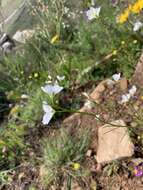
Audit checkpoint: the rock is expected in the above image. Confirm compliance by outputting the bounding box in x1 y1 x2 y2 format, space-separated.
2 41 14 53
86 149 92 157
133 52 143 86
118 77 128 91
90 82 106 103
96 120 134 163
13 29 35 43
0 33 15 54
63 81 107 125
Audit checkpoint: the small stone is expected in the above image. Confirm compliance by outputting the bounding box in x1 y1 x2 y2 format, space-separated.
131 122 138 128
133 104 139 111
94 83 105 93
13 29 35 43
118 78 128 91
90 82 106 103
133 52 143 86
90 92 100 103
97 120 134 163
86 149 92 157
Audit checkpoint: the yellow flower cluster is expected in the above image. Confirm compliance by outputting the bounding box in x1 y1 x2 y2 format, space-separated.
132 0 143 13
118 0 143 24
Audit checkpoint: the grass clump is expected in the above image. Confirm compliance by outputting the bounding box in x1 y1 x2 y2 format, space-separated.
41 128 90 188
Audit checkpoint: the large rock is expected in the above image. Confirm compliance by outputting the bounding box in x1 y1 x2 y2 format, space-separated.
133 52 143 86
96 120 134 163
13 29 35 43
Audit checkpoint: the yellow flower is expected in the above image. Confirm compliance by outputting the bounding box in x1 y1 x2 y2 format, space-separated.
118 8 130 24
51 34 59 44
140 96 143 100
133 40 137 44
112 50 117 55
34 73 39 78
29 75 32 79
131 0 143 13
73 163 80 170
121 41 125 45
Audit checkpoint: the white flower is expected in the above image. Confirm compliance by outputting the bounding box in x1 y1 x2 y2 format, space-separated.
57 75 65 81
41 82 63 95
84 100 94 109
48 75 52 80
95 114 100 120
21 94 29 99
112 73 121 82
91 0 96 6
129 85 137 96
64 7 69 14
133 21 143 32
120 93 131 104
42 101 55 125
86 7 101 21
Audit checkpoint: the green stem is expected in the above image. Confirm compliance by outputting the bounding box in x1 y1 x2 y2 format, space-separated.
55 107 130 128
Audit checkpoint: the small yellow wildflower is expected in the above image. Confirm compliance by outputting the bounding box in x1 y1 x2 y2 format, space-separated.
34 73 39 78
140 96 143 100
112 50 117 55
51 34 59 44
137 136 141 140
73 163 80 170
133 40 137 44
20 71 24 75
29 75 32 79
121 41 125 45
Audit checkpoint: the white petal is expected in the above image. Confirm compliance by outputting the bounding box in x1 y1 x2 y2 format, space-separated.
42 113 53 125
120 93 131 103
41 82 63 95
129 85 137 96
21 94 29 99
86 7 101 21
84 100 93 109
133 21 143 32
42 101 54 113
112 73 121 82
57 75 65 81
42 102 55 125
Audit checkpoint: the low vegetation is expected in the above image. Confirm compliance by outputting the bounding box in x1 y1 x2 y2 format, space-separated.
0 0 143 189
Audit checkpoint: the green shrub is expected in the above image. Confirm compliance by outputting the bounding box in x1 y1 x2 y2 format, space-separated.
41 128 90 187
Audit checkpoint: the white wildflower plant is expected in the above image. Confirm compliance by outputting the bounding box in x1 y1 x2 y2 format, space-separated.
41 80 64 125
112 73 121 82
128 85 137 96
133 21 143 32
21 94 29 99
120 94 131 104
42 101 55 125
86 7 101 21
120 85 137 104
